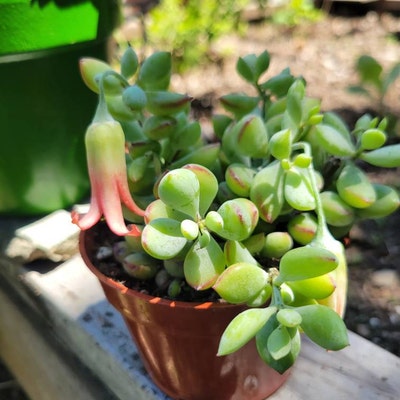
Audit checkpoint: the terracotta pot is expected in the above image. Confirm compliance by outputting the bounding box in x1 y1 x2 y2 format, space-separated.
79 227 291 400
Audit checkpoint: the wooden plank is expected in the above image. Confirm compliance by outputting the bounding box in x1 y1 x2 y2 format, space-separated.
0 287 117 400
271 332 400 399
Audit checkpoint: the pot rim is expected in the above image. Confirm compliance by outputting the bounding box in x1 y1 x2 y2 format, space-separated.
79 228 238 311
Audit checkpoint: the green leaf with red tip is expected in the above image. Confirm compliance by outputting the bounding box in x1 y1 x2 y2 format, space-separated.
213 262 269 304
276 246 338 284
205 198 259 241
250 161 285 223
314 123 355 156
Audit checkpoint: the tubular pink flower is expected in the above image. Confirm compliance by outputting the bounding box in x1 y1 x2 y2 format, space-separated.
72 119 144 236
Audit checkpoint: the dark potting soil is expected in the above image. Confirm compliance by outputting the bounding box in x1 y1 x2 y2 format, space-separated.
86 221 221 303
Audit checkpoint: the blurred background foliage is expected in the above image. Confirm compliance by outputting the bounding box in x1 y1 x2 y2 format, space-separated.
122 0 324 72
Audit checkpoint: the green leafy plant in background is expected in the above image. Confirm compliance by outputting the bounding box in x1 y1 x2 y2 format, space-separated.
134 0 250 72
75 48 400 374
270 0 322 26
349 55 400 132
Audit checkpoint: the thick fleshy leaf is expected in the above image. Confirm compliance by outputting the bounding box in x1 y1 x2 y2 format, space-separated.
141 218 187 260
250 161 285 223
269 129 292 160
359 144 400 168
296 304 349 350
206 199 259 241
180 219 199 241
236 115 269 158
169 143 221 170
184 236 226 290
213 262 269 304
246 284 273 307
282 80 304 134
224 240 261 266
137 51 171 90
146 91 192 116
120 47 139 79
320 191 355 227
284 167 316 211
174 121 201 150
219 93 259 119
256 314 301 374
287 273 336 299
276 246 338 284
357 184 400 219
218 307 277 356
158 169 200 218
182 164 218 216
276 309 302 328
360 128 386 150
314 124 355 156
79 58 113 93
225 163 256 197
144 199 188 223
212 114 233 139
267 325 292 360
336 163 376 208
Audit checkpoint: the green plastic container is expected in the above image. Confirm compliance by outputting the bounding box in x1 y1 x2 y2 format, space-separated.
0 0 120 215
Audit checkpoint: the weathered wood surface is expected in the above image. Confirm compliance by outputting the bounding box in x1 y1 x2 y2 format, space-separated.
0 212 399 400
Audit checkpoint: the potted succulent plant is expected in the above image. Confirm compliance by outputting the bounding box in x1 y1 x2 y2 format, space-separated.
74 47 400 400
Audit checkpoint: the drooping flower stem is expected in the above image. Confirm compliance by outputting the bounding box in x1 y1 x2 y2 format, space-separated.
72 71 145 236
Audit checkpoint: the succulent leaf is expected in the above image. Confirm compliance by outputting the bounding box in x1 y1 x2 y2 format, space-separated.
158 169 200 218
218 307 277 356
277 246 338 284
182 164 218 216
206 198 259 241
250 161 285 223
213 262 269 304
336 163 376 208
256 313 301 374
296 304 349 350
142 218 188 260
267 325 292 360
284 167 316 211
184 236 226 290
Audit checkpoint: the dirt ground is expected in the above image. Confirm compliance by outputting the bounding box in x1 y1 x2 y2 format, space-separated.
120 4 400 357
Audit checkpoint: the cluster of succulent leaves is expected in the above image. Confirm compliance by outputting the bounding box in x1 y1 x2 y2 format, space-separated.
81 48 400 373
